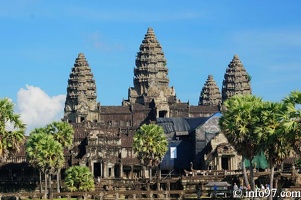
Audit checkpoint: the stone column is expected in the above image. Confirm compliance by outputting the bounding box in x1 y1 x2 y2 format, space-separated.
218 156 222 170
103 162 107 178
111 165 115 178
130 165 134 179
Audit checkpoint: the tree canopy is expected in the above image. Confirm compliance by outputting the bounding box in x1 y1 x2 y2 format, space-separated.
0 98 25 160
26 129 64 174
64 166 95 192
133 124 168 167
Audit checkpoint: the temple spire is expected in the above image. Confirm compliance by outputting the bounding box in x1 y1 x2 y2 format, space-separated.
128 27 176 104
64 53 98 123
222 54 252 102
199 75 221 106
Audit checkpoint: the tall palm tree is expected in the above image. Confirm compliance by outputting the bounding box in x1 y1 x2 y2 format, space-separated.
46 121 74 192
64 166 95 193
256 101 291 200
26 130 64 198
133 124 168 180
282 91 301 155
0 98 25 161
219 95 264 190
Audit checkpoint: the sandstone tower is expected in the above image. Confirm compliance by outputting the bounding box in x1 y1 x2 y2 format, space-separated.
199 75 221 106
222 54 252 102
126 27 177 118
128 28 176 106
64 53 99 123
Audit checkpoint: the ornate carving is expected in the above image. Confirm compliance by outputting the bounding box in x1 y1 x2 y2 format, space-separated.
199 75 221 106
64 53 97 122
222 54 252 102
128 27 176 104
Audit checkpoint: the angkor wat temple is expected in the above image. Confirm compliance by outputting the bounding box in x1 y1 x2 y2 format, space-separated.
0 27 252 190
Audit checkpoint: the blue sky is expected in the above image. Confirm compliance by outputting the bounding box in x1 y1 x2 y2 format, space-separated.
1 1 301 132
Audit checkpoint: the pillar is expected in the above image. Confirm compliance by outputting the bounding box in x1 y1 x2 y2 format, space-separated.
130 165 133 179
120 163 123 178
103 162 107 178
218 156 222 170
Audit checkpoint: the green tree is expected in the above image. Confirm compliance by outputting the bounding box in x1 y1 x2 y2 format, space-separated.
133 124 168 180
0 98 25 160
219 95 264 190
282 91 301 155
46 121 74 192
64 166 95 192
26 129 64 198
256 101 291 199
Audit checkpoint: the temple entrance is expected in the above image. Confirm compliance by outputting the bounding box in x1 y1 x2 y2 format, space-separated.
159 110 167 118
93 162 101 178
222 157 229 170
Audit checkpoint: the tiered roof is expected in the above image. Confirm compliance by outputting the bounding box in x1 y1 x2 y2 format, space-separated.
199 75 221 106
222 54 252 102
64 53 97 122
128 27 176 104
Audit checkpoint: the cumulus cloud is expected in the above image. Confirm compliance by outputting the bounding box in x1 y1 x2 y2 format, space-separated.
16 85 66 134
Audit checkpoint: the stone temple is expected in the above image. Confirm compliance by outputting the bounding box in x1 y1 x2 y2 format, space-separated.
0 27 252 185
62 27 252 178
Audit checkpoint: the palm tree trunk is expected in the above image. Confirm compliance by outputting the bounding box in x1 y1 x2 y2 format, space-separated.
242 157 250 187
149 166 152 182
57 169 60 193
249 159 255 191
269 166 275 200
44 173 48 199
48 174 52 199
39 170 42 193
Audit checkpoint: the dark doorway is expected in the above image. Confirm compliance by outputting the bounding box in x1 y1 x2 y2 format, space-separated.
94 162 101 178
222 157 229 170
114 165 120 178
159 110 167 118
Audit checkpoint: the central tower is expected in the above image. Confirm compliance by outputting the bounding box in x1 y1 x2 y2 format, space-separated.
127 28 176 107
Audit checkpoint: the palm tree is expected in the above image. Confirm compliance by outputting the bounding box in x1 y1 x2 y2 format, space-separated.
64 166 95 193
0 98 25 161
26 130 64 198
26 128 46 192
46 121 74 192
219 95 264 190
256 101 291 200
133 124 168 180
282 91 301 155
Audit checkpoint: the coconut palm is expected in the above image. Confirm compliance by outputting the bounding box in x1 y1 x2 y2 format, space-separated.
219 95 264 190
46 121 74 192
133 124 168 180
26 130 64 198
0 98 25 161
64 166 95 192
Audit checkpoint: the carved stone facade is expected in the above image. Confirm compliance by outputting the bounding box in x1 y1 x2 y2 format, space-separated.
222 54 252 102
64 53 99 123
62 28 227 178
127 28 176 105
199 75 222 106
205 133 241 171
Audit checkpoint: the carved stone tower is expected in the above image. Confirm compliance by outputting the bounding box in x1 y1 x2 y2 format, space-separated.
127 28 176 118
199 75 221 106
222 54 252 102
64 53 99 123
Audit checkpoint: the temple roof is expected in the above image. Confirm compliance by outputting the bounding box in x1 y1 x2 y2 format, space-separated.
128 27 176 104
221 54 252 102
199 75 221 106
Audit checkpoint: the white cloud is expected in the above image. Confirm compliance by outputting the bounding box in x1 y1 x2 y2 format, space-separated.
16 85 65 134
